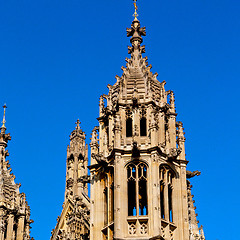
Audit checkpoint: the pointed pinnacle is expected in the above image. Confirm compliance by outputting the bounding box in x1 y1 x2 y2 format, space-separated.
133 0 139 19
1 104 7 128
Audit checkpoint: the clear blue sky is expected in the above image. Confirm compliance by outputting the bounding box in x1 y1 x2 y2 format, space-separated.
0 0 239 239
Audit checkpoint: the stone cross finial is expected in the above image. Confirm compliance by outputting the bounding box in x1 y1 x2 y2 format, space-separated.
75 119 81 130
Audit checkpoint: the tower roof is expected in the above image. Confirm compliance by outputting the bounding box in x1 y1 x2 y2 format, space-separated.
103 2 167 109
69 119 85 141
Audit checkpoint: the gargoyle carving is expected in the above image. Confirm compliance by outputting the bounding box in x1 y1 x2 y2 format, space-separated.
186 170 201 179
168 148 181 159
91 153 108 169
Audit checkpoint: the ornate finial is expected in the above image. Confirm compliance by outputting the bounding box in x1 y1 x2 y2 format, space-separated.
1 104 7 128
133 0 138 19
127 0 146 51
75 119 81 130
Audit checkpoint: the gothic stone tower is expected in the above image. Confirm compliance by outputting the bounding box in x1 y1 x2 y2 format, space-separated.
89 14 205 240
51 120 90 240
0 105 33 240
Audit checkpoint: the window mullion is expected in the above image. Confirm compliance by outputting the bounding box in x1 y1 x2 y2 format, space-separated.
136 167 140 217
164 171 169 221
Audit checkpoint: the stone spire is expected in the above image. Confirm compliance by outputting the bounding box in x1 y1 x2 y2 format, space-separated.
51 120 90 240
66 119 88 200
0 104 11 150
1 104 7 129
0 105 33 240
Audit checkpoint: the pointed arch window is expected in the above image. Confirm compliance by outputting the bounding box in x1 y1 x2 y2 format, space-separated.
160 165 174 222
127 162 148 216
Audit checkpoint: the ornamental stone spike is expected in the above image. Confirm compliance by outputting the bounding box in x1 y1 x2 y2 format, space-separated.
1 104 7 134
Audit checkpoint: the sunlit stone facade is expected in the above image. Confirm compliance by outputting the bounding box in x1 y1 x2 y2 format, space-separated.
88 16 205 240
51 12 205 240
51 120 90 240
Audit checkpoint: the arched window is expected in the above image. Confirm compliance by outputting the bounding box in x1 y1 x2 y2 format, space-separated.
140 117 147 136
160 165 174 222
126 118 133 137
127 162 148 216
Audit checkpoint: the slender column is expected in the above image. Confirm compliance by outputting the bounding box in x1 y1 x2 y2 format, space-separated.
163 172 170 240
90 170 95 240
73 154 78 196
109 115 113 149
114 153 122 239
0 209 5 240
99 121 103 152
151 153 160 236
158 112 165 144
164 172 169 221
90 128 99 240
150 110 158 147
114 115 121 148
180 164 189 240
16 216 25 240
95 175 105 240
168 91 176 148
168 114 177 148
6 214 14 240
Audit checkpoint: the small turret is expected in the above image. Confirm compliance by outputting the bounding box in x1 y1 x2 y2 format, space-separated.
66 120 88 199
51 120 90 240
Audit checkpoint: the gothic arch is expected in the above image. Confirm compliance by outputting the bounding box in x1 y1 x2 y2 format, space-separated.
125 159 149 168
159 163 178 179
78 153 84 161
126 161 148 217
68 154 74 162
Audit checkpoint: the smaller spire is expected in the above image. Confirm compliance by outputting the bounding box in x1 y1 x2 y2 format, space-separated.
1 104 7 128
69 119 85 141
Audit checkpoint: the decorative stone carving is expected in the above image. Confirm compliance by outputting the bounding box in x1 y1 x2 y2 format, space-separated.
186 170 201 179
0 109 33 239
51 121 90 240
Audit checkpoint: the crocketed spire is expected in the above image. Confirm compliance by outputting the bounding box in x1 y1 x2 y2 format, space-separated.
0 105 33 240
